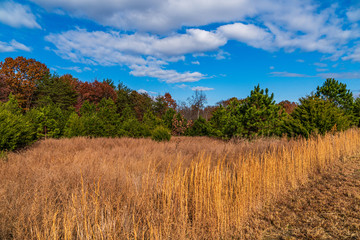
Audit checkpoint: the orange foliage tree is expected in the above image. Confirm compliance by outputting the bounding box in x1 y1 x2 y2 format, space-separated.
77 80 117 106
0 56 49 110
164 92 177 109
279 100 298 114
0 74 11 102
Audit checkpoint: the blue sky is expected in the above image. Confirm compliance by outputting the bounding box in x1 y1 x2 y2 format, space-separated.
1 0 360 105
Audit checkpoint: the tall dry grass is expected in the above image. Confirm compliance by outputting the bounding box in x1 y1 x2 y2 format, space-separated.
1 129 360 239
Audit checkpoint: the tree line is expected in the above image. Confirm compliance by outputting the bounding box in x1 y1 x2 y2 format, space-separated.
1 56 360 151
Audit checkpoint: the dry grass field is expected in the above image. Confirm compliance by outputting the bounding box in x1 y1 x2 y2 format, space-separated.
1 129 360 239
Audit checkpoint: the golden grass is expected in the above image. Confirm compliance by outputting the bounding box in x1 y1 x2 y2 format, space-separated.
1 129 360 239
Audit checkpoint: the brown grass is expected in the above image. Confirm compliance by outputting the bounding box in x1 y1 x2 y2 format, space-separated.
0 129 360 239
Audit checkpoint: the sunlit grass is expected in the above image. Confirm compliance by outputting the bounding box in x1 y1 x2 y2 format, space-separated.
1 129 359 239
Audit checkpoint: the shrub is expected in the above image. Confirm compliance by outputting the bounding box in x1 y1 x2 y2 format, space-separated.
122 119 151 138
64 112 85 138
0 106 35 151
285 95 352 138
186 117 212 136
151 126 171 142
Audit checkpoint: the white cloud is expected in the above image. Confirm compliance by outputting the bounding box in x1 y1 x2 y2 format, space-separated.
33 0 360 58
176 84 189 89
314 62 327 67
214 49 230 60
347 8 360 22
130 64 205 83
0 39 31 52
342 46 360 62
31 0 254 32
191 61 200 65
316 68 329 72
270 70 360 80
137 89 148 94
270 71 311 78
296 59 305 63
56 66 92 73
218 22 273 50
45 28 226 62
191 86 214 91
0 1 40 28
45 28 220 83
40 1 360 84
318 72 360 79
269 66 274 70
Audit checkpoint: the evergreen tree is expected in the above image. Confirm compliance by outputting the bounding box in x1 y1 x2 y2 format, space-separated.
0 96 35 150
224 85 285 138
315 78 354 111
35 74 78 110
288 95 352 137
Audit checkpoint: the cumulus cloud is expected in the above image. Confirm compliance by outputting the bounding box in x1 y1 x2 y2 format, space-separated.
40 0 360 84
0 1 40 28
191 86 214 91
0 39 31 52
33 0 359 57
218 22 273 50
45 28 226 62
31 0 254 32
45 28 215 83
130 64 205 83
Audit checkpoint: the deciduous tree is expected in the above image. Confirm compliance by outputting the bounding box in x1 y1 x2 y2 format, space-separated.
0 56 50 110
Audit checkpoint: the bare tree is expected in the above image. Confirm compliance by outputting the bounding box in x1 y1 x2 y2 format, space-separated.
188 90 207 120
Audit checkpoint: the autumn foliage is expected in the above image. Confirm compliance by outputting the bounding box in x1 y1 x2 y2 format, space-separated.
1 56 360 151
0 56 49 110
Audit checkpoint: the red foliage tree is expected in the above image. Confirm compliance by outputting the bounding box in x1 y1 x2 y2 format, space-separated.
0 56 49 109
164 92 177 109
0 74 11 102
278 100 298 114
77 80 117 107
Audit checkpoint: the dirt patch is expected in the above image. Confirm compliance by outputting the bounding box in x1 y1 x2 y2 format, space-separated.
242 156 360 240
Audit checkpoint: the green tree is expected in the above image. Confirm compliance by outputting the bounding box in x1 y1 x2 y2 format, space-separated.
315 78 354 112
286 95 352 137
209 105 229 136
224 85 285 138
162 108 176 130
97 98 120 137
35 74 78 110
26 104 69 139
64 112 85 137
186 117 212 136
0 96 35 150
143 110 163 130
352 97 360 127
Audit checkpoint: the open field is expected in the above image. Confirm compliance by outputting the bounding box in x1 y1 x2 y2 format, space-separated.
1 129 360 239
243 155 360 239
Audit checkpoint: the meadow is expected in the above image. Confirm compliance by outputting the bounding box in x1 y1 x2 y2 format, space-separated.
1 129 360 239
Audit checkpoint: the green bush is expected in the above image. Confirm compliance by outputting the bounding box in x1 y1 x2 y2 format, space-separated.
284 95 352 138
122 119 151 138
186 117 212 136
64 112 85 137
0 106 35 151
151 126 171 142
